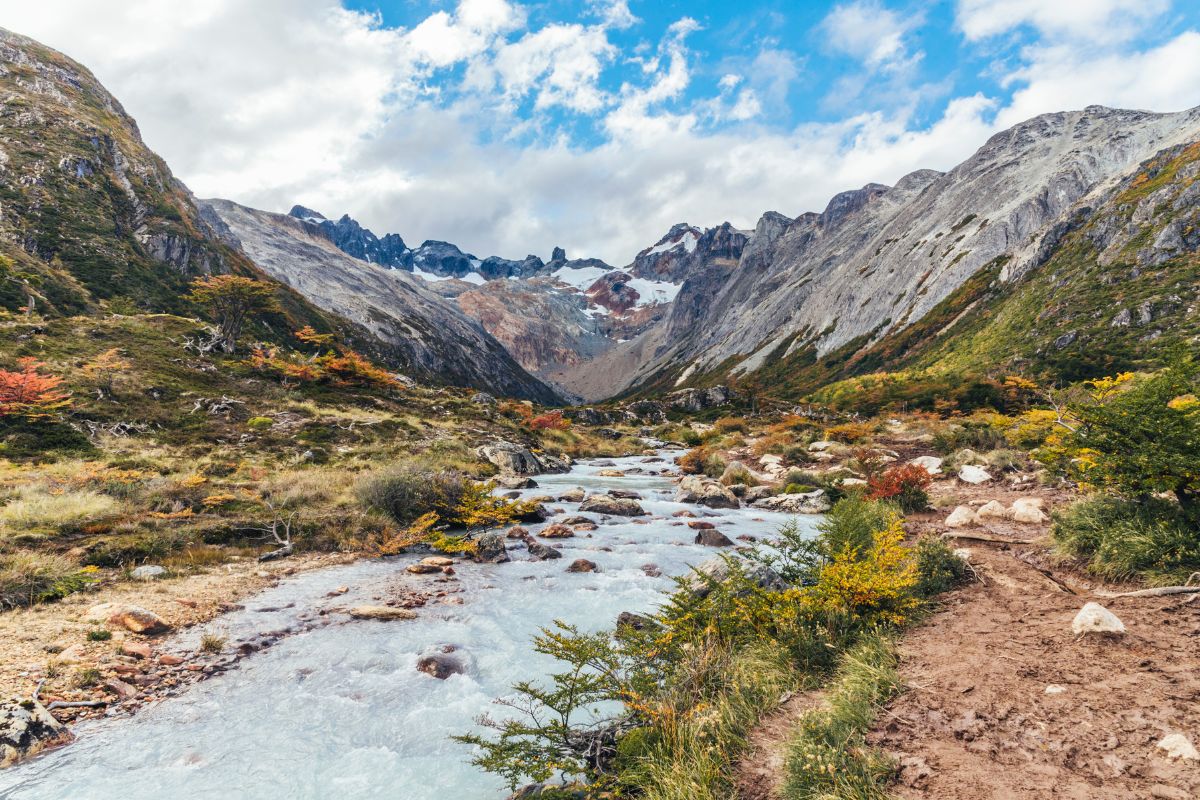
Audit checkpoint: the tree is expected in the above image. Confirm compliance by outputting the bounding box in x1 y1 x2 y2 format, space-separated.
81 348 131 398
0 358 71 419
187 275 277 353
1072 360 1200 518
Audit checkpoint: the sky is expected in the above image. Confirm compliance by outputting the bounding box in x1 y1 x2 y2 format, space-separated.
5 0 1200 264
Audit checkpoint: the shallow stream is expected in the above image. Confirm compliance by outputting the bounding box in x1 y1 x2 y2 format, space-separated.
0 452 814 800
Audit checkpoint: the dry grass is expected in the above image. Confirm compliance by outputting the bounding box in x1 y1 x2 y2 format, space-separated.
0 487 119 531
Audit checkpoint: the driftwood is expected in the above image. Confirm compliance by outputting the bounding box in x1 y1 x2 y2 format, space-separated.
46 700 107 711
1095 572 1200 599
1012 550 1078 595
940 531 1029 545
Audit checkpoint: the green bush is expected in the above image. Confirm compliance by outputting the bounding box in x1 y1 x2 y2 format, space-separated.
932 421 1007 455
357 467 468 527
912 536 969 597
246 416 274 431
1052 494 1200 584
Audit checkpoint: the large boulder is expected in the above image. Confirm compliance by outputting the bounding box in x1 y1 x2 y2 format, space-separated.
752 490 830 514
416 651 467 680
665 385 734 412
85 603 171 636
675 475 740 509
473 532 511 563
1011 497 1047 524
958 464 993 484
477 442 543 475
695 529 735 547
493 475 537 490
909 456 943 475
1072 602 1125 635
579 495 647 516
945 505 977 528
0 700 71 767
525 539 563 560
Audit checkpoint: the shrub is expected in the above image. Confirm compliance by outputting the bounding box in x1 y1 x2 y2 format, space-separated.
677 446 726 478
0 552 79 609
87 628 113 642
912 536 968 597
246 416 274 431
867 464 932 512
1052 494 1200 584
0 358 71 420
719 462 758 487
358 468 468 527
825 421 875 444
932 420 1007 454
0 487 118 531
528 411 570 431
200 633 227 653
713 416 749 434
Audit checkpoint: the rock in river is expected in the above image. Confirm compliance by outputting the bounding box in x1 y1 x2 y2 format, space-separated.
579 494 647 516
474 532 511 563
349 606 418 621
695 529 735 547
0 700 71 767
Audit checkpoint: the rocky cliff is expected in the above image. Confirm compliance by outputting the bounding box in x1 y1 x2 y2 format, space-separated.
201 199 562 402
576 106 1200 400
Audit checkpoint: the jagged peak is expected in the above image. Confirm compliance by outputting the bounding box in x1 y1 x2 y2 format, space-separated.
288 205 327 223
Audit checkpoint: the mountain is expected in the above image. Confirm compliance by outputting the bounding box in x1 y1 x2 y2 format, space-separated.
0 28 558 402
569 105 1200 401
200 199 562 403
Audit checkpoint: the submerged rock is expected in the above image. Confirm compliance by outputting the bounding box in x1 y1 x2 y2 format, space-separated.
525 539 562 560
348 606 417 621
416 652 467 680
566 558 598 573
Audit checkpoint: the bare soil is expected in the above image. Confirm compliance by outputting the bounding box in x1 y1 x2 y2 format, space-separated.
735 690 821 800
872 480 1200 800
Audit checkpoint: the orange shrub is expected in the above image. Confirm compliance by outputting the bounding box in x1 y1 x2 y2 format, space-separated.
825 421 875 443
867 464 932 512
0 358 71 419
528 411 570 430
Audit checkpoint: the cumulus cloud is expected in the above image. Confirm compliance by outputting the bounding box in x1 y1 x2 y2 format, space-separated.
5 0 1199 265
957 0 1170 44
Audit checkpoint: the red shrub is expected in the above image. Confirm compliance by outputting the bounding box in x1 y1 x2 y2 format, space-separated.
528 411 570 431
867 464 932 512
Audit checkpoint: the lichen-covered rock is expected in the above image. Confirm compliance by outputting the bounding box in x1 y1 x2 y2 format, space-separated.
752 490 830 514
85 603 171 636
0 700 71 767
473 532 511 563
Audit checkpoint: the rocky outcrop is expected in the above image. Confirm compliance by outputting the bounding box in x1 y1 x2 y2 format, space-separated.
578 495 647 516
752 491 831 514
675 475 739 509
686 556 788 598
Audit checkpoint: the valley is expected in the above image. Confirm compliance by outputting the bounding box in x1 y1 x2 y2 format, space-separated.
1 19 1199 800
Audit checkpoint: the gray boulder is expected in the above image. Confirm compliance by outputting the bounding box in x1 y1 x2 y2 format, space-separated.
579 495 647 517
525 539 563 560
473 532 511 564
477 442 543 475
686 556 788 598
752 490 831 514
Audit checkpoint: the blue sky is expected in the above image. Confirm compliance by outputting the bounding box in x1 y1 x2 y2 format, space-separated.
9 0 1200 262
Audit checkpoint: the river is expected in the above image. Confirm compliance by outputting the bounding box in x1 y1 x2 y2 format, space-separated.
0 451 814 800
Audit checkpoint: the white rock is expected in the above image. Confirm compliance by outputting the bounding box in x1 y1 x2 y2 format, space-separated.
840 477 868 487
976 499 1009 519
909 455 943 475
1071 602 1126 635
1044 684 1067 695
945 506 977 528
1157 733 1200 761
1011 498 1047 524
958 464 993 484
952 548 972 561
808 440 835 452
758 454 783 466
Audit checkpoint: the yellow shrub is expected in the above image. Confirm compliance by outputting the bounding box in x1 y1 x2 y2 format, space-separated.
824 421 875 444
802 517 918 627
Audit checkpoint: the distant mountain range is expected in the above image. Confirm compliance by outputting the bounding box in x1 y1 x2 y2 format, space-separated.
4 25 1199 405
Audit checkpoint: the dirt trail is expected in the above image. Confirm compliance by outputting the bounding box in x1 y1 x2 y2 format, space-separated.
871 488 1200 800
734 691 820 800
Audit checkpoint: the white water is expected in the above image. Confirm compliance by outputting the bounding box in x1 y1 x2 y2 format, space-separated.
0 453 814 800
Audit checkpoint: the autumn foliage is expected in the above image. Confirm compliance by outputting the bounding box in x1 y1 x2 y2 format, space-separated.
247 346 399 389
867 463 932 512
0 358 71 419
527 410 570 430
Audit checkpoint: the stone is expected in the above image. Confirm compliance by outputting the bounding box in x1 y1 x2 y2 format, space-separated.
752 490 830 514
517 504 551 523
560 515 593 525
539 524 574 539
572 523 598 532
672 509 695 518
349 606 418 621
686 557 787 597
695 529 735 547
608 489 642 500
86 603 171 636
579 495 646 516
416 652 466 680
976 500 1009 519
1011 497 1047 524
557 488 585 503
104 678 138 700
55 644 85 664
687 520 716 530
119 641 152 660
474 532 511 564
616 611 651 630
525 539 562 561
566 559 598 573
406 563 442 575
476 441 544 475
958 464 993 484
494 475 536 490
839 477 867 487
159 654 185 666
421 556 454 567
505 526 529 540
758 454 783 466
0 700 71 767
808 440 835 452
130 565 166 581
909 455 943 475
744 485 775 503
945 506 977 528
1071 602 1126 635
1044 684 1067 695
471 391 497 406
1156 733 1199 761
597 469 625 477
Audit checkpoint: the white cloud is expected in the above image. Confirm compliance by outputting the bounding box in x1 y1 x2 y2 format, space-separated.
821 0 915 70
957 0 1170 44
5 0 1199 268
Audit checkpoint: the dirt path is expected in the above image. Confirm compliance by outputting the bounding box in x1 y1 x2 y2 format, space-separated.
734 691 820 800
871 496 1200 799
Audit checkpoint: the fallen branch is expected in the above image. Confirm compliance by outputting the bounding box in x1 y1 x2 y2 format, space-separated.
940 531 1028 545
1095 572 1200 599
46 700 107 711
1012 550 1078 595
